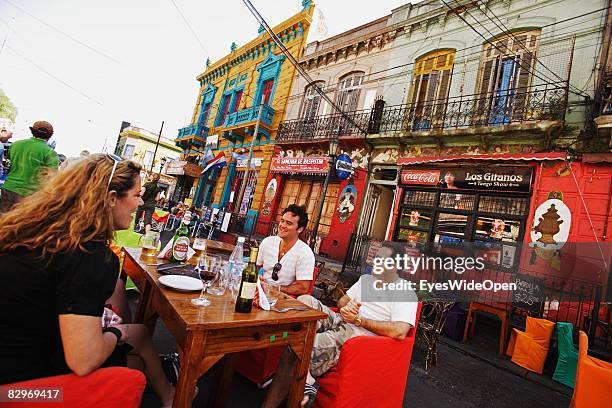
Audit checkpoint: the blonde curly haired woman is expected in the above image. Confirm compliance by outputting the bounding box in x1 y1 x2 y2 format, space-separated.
0 154 175 407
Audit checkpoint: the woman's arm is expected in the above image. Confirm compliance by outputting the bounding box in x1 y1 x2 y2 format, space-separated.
59 314 124 376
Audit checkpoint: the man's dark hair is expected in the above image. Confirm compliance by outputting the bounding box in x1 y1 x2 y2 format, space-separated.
282 204 308 231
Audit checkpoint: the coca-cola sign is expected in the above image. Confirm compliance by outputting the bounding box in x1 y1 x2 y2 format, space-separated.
401 170 440 185
400 167 533 192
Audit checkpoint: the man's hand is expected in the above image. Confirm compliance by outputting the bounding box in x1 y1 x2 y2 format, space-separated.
340 306 359 324
344 299 361 315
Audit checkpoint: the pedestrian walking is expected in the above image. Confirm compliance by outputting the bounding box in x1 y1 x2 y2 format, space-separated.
0 121 59 213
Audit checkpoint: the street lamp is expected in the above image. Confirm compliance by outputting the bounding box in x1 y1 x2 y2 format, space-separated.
310 137 340 250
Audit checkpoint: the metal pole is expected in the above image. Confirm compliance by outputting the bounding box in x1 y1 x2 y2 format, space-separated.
310 136 337 250
236 104 263 214
150 121 164 172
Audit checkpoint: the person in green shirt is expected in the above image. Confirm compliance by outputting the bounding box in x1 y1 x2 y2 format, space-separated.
0 120 59 213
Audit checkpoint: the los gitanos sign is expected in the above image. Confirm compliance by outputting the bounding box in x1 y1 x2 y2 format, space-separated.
401 167 533 192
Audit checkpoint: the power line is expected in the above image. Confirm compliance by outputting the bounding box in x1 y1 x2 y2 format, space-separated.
242 0 369 136
1 0 120 64
473 0 591 97
441 0 583 98
189 3 607 135
6 44 103 106
169 0 209 55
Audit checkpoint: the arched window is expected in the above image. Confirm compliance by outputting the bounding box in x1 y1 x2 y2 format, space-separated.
477 29 540 124
408 50 455 130
336 72 364 112
301 81 325 119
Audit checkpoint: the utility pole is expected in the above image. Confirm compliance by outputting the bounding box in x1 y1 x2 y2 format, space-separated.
235 104 263 214
150 121 164 172
310 135 339 250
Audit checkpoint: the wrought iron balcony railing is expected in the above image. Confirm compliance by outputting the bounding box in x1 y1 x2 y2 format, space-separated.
276 83 568 143
224 105 275 128
376 82 568 134
276 109 371 143
176 123 209 140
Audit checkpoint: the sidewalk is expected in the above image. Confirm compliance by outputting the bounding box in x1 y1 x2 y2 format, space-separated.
135 291 572 407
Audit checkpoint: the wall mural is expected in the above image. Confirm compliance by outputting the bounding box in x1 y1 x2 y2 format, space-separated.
261 178 278 217
371 144 541 164
337 183 357 223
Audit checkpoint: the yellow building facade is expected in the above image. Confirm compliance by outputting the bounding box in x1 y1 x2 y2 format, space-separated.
174 2 314 233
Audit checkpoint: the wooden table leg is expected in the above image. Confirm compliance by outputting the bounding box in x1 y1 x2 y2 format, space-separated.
134 279 159 334
286 322 317 408
210 353 239 408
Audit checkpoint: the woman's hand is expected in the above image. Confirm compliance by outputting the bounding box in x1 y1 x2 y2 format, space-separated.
103 307 122 327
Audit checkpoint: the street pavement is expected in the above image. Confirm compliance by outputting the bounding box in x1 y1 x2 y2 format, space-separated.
131 293 572 408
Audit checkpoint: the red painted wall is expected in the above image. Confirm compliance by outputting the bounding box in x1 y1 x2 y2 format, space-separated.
255 173 285 236
319 168 368 260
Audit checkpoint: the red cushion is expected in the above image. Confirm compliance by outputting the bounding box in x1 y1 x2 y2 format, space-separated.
2 367 146 408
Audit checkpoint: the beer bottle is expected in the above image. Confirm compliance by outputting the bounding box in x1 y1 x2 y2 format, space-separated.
170 211 191 263
235 247 259 313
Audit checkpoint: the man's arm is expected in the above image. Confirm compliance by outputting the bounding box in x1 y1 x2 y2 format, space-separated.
337 294 351 309
282 280 311 296
360 318 412 340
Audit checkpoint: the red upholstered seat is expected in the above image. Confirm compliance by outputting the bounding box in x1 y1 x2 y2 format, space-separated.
237 267 319 384
1 367 146 408
314 303 422 408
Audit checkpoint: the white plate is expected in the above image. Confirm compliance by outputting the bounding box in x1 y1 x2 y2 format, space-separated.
158 275 203 292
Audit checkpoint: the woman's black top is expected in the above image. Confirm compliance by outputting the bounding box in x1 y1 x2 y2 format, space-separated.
0 242 118 384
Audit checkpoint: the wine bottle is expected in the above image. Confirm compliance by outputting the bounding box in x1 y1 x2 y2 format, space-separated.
235 247 259 313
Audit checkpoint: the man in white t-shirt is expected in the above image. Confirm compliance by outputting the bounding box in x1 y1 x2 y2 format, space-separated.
257 204 315 296
262 244 418 408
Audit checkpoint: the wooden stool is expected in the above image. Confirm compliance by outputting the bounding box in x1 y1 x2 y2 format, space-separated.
463 302 509 355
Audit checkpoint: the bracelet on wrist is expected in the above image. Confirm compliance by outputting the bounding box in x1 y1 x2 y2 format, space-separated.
103 326 122 345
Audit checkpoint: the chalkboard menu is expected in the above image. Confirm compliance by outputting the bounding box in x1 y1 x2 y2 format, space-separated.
512 274 545 314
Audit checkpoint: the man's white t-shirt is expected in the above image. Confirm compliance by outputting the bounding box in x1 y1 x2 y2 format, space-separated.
257 236 315 286
346 275 418 337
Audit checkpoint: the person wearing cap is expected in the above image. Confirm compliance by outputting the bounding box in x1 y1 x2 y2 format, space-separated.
0 121 59 213
0 129 13 180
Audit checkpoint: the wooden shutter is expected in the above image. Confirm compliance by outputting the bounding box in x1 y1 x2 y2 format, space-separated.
511 52 533 121
477 59 496 119
434 70 451 120
232 91 243 113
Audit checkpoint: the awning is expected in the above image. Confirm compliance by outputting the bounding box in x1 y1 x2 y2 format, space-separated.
582 153 612 163
397 152 567 166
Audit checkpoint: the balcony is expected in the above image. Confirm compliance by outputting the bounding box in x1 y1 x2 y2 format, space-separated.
225 105 275 128
374 82 568 135
175 124 209 148
276 109 370 144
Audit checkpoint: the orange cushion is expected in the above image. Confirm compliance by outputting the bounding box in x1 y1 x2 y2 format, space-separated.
525 317 555 349
511 330 549 374
573 355 612 407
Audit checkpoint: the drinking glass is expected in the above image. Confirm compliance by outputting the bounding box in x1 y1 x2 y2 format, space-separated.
139 231 160 258
264 281 282 307
191 255 219 307
207 259 227 296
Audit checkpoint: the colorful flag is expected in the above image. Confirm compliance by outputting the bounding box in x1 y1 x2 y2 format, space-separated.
202 153 227 174
231 151 248 161
199 146 215 166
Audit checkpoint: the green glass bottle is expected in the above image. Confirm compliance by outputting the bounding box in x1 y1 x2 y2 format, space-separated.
169 211 191 263
235 247 259 313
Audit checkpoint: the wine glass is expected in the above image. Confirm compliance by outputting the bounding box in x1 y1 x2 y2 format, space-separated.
207 258 226 296
191 256 217 307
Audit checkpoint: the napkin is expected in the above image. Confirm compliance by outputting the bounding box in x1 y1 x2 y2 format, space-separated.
157 239 196 260
256 279 270 311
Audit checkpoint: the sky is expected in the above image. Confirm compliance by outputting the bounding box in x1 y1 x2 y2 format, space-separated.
0 0 409 157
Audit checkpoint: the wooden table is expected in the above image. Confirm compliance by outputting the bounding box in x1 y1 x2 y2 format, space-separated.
123 248 326 408
201 239 234 254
